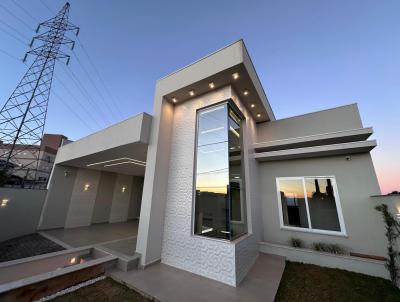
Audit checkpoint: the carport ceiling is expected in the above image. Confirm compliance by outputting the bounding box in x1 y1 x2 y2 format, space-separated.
60 142 147 176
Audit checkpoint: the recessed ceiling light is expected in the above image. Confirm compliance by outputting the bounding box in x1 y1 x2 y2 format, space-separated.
250 104 255 108
243 90 249 96
257 113 261 118
232 72 239 80
189 90 195 96
172 97 177 103
209 82 215 89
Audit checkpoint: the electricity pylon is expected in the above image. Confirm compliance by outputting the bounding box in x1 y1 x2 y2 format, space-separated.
0 2 78 186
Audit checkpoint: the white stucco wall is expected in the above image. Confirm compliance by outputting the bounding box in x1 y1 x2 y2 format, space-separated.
161 86 260 286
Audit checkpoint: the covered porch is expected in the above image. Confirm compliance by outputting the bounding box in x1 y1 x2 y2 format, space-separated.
38 113 152 258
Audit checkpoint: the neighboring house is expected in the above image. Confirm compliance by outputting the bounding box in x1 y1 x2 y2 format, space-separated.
38 40 387 286
0 134 67 187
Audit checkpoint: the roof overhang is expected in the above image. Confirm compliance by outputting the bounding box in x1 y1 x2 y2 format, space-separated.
254 140 377 162
55 113 152 176
156 40 275 122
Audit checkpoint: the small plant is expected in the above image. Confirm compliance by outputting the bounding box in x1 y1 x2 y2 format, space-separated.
375 203 400 286
290 237 303 248
313 242 345 255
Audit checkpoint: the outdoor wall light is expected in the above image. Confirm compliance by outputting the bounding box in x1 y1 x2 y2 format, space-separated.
208 82 215 89
250 104 255 108
0 199 9 207
64 170 70 177
189 90 195 96
171 97 177 103
232 72 239 80
243 90 249 96
84 184 90 191
122 186 127 193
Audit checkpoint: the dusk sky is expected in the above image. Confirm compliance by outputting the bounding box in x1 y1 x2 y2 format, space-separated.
0 0 398 193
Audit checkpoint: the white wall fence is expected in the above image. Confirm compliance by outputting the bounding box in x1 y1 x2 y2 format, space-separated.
0 188 47 242
259 242 389 280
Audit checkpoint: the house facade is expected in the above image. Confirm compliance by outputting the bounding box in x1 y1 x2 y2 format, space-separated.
38 40 386 286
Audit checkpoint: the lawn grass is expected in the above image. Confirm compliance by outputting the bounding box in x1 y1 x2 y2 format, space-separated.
275 261 400 302
52 277 154 302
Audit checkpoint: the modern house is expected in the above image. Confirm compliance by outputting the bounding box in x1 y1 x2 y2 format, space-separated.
37 40 388 287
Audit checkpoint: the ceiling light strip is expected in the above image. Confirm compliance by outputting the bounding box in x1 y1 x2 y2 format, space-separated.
104 161 146 168
87 157 146 167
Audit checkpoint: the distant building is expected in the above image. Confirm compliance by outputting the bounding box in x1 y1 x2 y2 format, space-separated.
0 134 67 187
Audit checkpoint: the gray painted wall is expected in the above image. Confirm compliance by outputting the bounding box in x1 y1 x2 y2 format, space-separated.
109 174 133 223
40 165 144 229
65 169 101 228
257 104 363 142
91 172 116 224
0 188 47 242
258 153 386 257
128 176 144 220
38 165 78 230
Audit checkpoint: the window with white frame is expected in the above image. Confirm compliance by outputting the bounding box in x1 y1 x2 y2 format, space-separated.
276 177 346 235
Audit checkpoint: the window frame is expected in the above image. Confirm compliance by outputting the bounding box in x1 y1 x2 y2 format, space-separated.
276 176 347 237
191 99 247 241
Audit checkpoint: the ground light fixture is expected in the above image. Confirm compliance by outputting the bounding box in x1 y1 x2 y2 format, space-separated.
1 199 9 207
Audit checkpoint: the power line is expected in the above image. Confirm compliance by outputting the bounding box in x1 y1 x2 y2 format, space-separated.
0 2 33 32
10 0 40 24
52 90 95 132
62 64 112 126
0 19 30 40
39 0 55 14
54 75 104 129
0 25 27 46
76 36 125 118
71 50 122 121
0 47 21 61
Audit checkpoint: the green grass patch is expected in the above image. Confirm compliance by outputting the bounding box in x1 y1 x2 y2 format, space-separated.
276 261 400 302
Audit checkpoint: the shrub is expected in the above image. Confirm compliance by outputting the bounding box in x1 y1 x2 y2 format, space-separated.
313 242 345 255
290 238 303 248
375 203 400 286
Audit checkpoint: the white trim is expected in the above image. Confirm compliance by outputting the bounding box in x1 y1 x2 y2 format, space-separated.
276 176 347 237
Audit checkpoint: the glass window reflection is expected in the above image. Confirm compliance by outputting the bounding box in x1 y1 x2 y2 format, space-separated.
194 102 247 240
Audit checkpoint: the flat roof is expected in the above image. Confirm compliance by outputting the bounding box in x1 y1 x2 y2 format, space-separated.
156 40 275 122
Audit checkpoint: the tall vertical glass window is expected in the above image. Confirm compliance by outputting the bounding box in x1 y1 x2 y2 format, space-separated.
194 101 247 240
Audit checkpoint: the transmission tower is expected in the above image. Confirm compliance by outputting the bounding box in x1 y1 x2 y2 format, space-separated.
0 2 78 187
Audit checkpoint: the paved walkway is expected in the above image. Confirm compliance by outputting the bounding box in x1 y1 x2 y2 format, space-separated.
41 220 138 248
109 253 286 302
